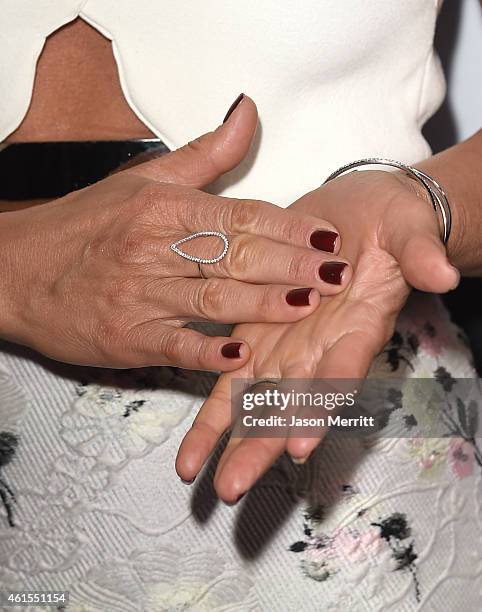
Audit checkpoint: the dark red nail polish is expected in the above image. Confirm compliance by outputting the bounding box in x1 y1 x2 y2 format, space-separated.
181 477 196 485
223 93 245 123
310 230 338 253
221 342 242 359
286 287 312 307
319 262 347 285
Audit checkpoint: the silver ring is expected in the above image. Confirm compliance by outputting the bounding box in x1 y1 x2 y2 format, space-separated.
170 231 229 264
247 378 281 392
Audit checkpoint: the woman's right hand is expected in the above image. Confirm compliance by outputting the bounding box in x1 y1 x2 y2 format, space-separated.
0 96 350 370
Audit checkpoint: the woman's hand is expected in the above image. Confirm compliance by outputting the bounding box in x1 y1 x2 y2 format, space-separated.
0 97 351 369
176 168 459 501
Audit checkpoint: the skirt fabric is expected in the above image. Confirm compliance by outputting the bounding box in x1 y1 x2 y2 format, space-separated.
0 293 481 612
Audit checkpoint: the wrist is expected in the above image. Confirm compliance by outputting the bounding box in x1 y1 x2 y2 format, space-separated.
398 168 457 248
411 162 465 271
414 131 482 275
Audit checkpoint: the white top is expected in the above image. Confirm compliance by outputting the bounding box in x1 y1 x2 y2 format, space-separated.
1 0 444 205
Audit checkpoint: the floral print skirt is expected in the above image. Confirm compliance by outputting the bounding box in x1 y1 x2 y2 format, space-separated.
0 293 481 612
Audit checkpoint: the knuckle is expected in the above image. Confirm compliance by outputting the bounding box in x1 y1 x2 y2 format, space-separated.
94 316 126 362
113 228 151 264
102 275 138 306
226 235 252 276
186 137 215 170
286 252 313 281
105 219 158 267
158 329 181 360
272 212 305 244
284 217 306 244
174 137 218 183
186 136 205 150
196 278 226 318
229 199 261 231
184 138 208 160
257 286 278 318
195 337 216 366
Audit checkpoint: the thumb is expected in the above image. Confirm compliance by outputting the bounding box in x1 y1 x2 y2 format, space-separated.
126 94 257 188
385 208 459 293
395 232 459 293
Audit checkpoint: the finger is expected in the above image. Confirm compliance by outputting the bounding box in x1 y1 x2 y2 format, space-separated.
211 371 304 502
134 182 342 256
204 235 351 293
383 200 459 293
156 229 351 296
176 374 234 482
154 278 321 323
213 435 286 504
125 94 258 188
286 331 378 461
128 324 251 371
152 233 348 291
189 196 342 253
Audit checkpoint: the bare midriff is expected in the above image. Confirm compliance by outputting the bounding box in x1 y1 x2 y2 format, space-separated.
2 17 155 211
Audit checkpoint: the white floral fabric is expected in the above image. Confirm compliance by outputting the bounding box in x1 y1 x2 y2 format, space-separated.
0 293 481 612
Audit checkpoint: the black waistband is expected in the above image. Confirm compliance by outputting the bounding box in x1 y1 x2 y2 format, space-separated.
0 139 169 200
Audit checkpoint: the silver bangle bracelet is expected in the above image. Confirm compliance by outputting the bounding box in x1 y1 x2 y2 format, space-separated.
323 158 452 244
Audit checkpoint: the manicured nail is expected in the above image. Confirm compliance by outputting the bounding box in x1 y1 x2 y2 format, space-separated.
223 93 245 123
319 262 347 285
221 342 242 359
286 287 313 307
181 477 196 485
310 230 338 253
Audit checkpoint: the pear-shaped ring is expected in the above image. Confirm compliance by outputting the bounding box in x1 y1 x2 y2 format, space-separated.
170 231 229 265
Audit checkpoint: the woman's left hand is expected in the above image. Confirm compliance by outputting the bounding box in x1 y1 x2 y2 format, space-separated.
176 167 460 502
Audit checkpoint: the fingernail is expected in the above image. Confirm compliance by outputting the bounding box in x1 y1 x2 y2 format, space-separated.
221 342 242 359
310 230 338 253
286 287 313 307
291 455 309 465
180 477 196 485
223 93 245 123
224 493 246 506
319 262 347 285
